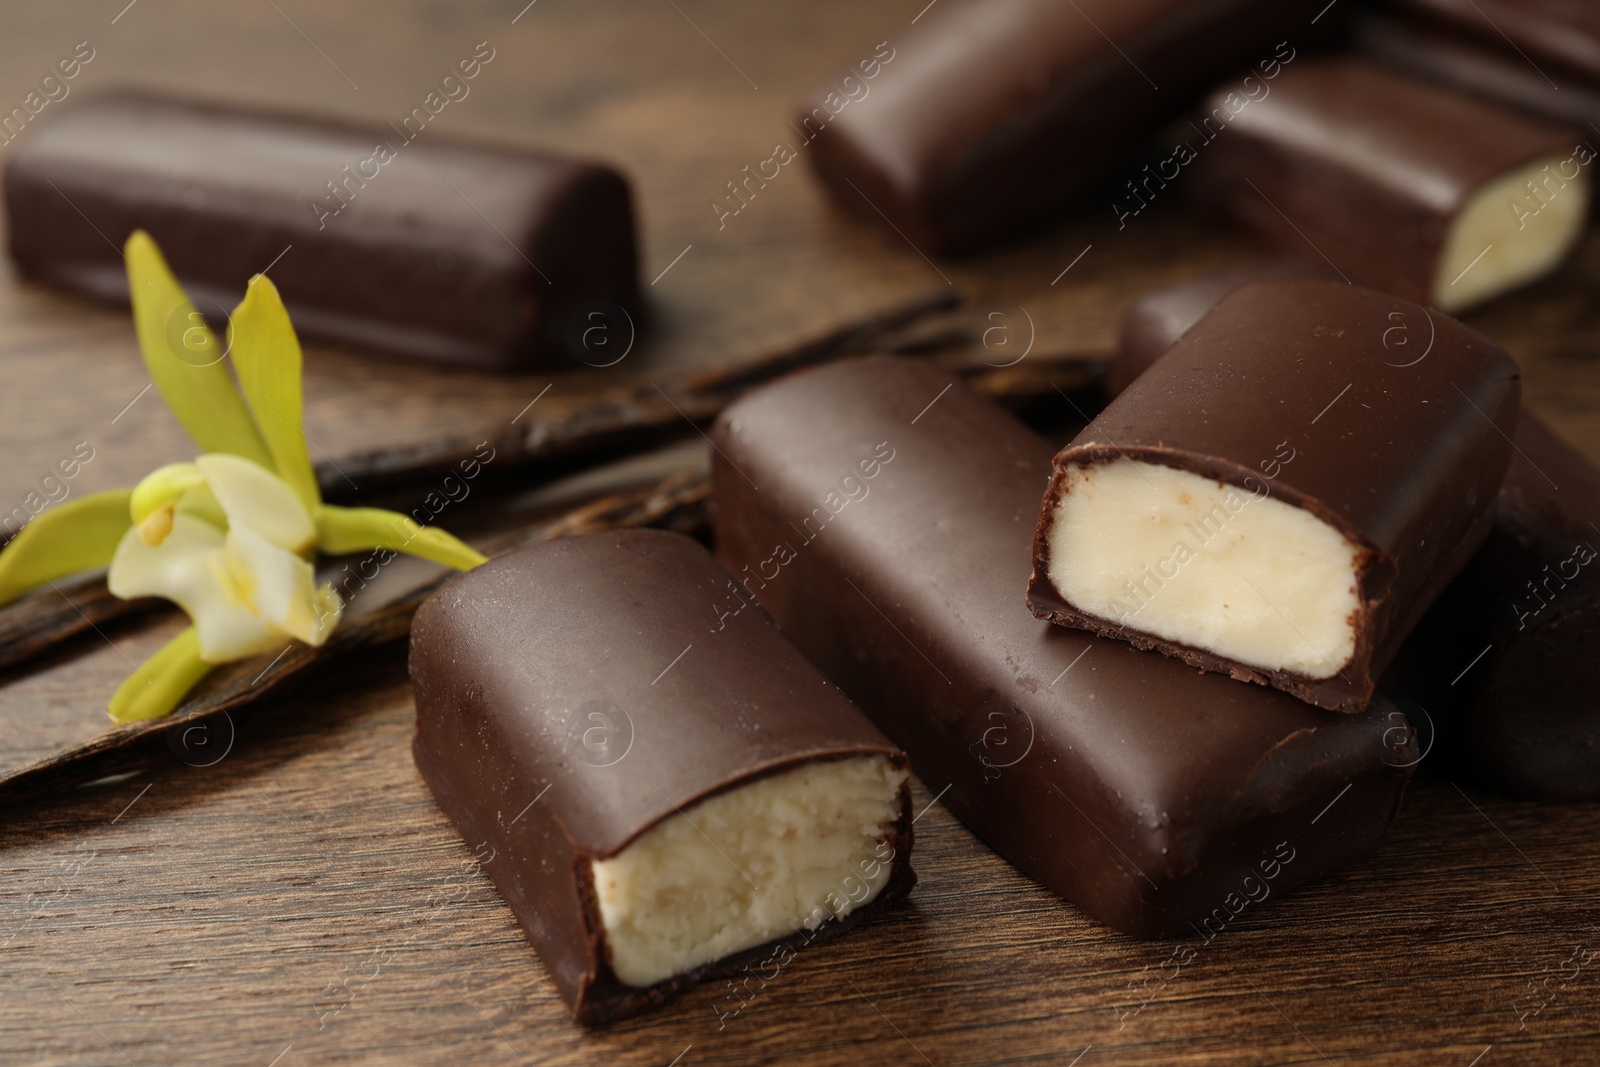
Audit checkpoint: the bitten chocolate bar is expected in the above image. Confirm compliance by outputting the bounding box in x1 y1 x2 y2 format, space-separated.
1032 280 1519 713
1189 58 1590 313
410 531 914 1024
796 0 1330 254
1114 265 1600 800
712 355 1414 938
4 91 640 371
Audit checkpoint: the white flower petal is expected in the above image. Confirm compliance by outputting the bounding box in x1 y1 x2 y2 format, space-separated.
109 514 284 662
196 453 316 553
224 525 339 647
108 511 222 599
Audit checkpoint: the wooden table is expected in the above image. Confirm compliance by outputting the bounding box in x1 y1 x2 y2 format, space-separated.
2 2 1598 1064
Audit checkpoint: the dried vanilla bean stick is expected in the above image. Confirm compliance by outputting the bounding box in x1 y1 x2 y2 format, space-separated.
0 575 160 674
319 291 961 499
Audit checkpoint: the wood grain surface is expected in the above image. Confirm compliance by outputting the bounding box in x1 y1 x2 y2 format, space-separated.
2 1 1599 1065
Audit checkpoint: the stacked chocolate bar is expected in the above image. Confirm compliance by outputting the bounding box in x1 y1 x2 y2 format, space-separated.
1111 263 1600 802
712 350 1422 939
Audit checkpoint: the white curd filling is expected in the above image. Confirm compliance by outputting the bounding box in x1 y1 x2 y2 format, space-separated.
591 755 904 987
1045 458 1363 679
1433 154 1590 312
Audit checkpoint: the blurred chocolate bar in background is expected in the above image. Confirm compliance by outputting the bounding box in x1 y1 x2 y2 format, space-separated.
1188 58 1591 312
1357 13 1600 133
798 0 1336 254
4 91 641 372
1390 0 1600 85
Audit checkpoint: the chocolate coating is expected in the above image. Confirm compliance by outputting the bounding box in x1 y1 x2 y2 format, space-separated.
409 530 914 1024
1110 258 1336 398
1358 14 1600 133
1188 58 1582 307
1114 265 1600 800
1386 414 1600 800
4 91 641 371
711 355 1415 938
1032 280 1520 712
798 0 1331 254
1395 0 1600 85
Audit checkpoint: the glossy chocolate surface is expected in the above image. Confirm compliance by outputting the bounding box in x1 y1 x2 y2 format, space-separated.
4 91 640 371
1110 258 1336 398
1395 0 1600 84
1359 14 1600 132
409 530 914 1024
798 0 1329 254
1189 58 1581 306
1386 414 1600 800
711 355 1415 938
1033 280 1519 712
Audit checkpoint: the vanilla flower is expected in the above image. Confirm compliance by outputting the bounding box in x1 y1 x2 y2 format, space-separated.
0 232 486 722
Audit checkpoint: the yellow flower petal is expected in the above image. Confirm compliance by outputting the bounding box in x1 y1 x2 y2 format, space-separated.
124 231 273 468
0 489 134 606
228 274 320 515
315 505 487 571
107 626 214 723
108 514 283 662
196 453 316 554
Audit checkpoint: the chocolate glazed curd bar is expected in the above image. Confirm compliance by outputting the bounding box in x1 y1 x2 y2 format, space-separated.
711 355 1415 938
1393 0 1600 85
1357 14 1600 135
1385 416 1600 800
1030 280 1520 714
796 0 1331 254
4 91 641 371
409 530 914 1024
1108 258 1336 398
1189 58 1590 313
1114 264 1600 800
